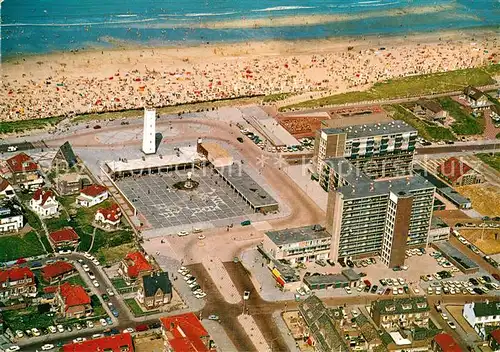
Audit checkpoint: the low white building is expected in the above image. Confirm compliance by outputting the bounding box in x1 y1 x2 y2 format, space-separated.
29 188 58 217
463 301 500 339
263 225 331 265
95 203 122 228
76 184 108 207
0 201 23 233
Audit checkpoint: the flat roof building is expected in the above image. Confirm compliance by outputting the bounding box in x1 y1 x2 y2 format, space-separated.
326 170 435 268
371 297 430 331
314 120 417 190
263 225 331 264
214 164 278 214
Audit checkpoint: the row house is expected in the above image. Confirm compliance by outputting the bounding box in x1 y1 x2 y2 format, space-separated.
0 266 37 301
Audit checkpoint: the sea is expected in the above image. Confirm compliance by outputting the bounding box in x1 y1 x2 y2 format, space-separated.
1 0 499 58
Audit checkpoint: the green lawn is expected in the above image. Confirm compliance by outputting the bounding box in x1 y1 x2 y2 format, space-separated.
111 277 130 290
90 295 106 317
476 153 500 172
62 274 88 288
0 232 47 262
0 116 63 134
124 298 158 317
262 92 294 102
2 306 56 331
281 64 500 111
385 105 456 141
438 97 484 135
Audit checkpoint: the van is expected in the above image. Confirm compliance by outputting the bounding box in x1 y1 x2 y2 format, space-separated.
7 146 18 152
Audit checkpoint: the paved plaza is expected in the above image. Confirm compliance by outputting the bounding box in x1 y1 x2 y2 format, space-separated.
116 168 254 229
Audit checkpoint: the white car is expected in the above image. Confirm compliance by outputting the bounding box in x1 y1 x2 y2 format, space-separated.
100 318 108 326
57 324 65 333
195 292 207 299
92 333 104 339
198 234 206 240
344 287 352 294
106 288 115 296
92 280 100 287
177 231 189 237
92 259 100 266
41 344 55 351
441 312 448 320
413 287 420 294
6 346 20 352
73 337 87 343
123 327 134 333
58 249 72 254
48 325 57 334
86 320 94 328
88 271 96 280
447 321 456 329
31 328 41 337
82 264 90 272
15 330 24 338
243 291 250 300
7 146 18 152
84 253 92 259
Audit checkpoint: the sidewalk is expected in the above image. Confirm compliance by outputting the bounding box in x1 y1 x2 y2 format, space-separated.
237 314 270 352
202 256 241 304
272 311 299 352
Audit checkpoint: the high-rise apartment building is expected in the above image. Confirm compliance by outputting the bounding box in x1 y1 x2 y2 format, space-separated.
326 171 435 268
314 121 417 191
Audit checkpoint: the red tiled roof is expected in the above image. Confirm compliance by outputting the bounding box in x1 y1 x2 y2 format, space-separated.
49 228 79 243
491 329 500 344
59 282 91 309
6 153 38 173
41 262 75 281
80 184 107 198
32 188 55 206
44 286 58 294
161 313 211 352
63 333 134 352
123 251 152 279
434 333 463 352
0 266 34 284
0 177 11 192
97 203 121 222
438 157 473 183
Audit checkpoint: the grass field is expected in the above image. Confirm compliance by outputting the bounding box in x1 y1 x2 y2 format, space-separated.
0 116 63 134
124 298 158 317
459 229 500 255
438 97 484 135
98 242 137 265
1 306 56 331
455 184 500 217
0 231 47 262
476 152 500 172
385 105 456 141
281 64 500 111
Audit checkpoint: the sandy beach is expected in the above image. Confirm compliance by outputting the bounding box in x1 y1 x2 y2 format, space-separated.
1 29 499 121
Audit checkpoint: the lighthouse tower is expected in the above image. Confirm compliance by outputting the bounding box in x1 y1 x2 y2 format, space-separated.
142 107 156 154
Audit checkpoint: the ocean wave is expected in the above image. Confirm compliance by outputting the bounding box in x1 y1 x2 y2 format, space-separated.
358 1 400 7
357 0 382 4
184 11 237 17
0 18 157 27
251 6 315 12
115 14 138 18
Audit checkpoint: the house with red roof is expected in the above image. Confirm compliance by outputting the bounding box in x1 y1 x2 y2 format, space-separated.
95 203 122 229
41 261 75 284
431 333 463 352
438 157 483 186
160 313 215 352
0 266 37 300
48 227 80 249
0 177 15 199
4 153 43 190
63 332 134 352
118 251 153 284
76 184 108 207
29 188 58 217
489 329 500 352
56 282 92 318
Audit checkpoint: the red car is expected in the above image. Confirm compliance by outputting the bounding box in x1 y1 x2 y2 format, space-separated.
492 273 500 282
363 280 371 287
135 324 149 332
384 288 391 295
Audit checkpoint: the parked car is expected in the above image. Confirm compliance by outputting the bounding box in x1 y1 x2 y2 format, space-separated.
447 321 456 329
56 324 65 333
92 280 100 287
122 328 134 334
243 291 251 300
48 326 57 334
344 287 352 294
208 314 219 321
106 288 115 296
135 324 149 332
112 309 119 317
177 231 189 237
99 318 108 327
148 322 162 329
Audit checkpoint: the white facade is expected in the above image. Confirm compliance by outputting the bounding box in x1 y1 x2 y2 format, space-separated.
76 191 108 208
142 108 156 154
30 193 58 218
0 210 23 233
463 302 500 339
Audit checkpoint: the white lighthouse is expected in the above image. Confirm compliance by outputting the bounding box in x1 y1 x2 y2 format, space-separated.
142 107 156 154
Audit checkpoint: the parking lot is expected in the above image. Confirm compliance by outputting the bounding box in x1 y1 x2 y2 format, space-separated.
116 168 254 229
